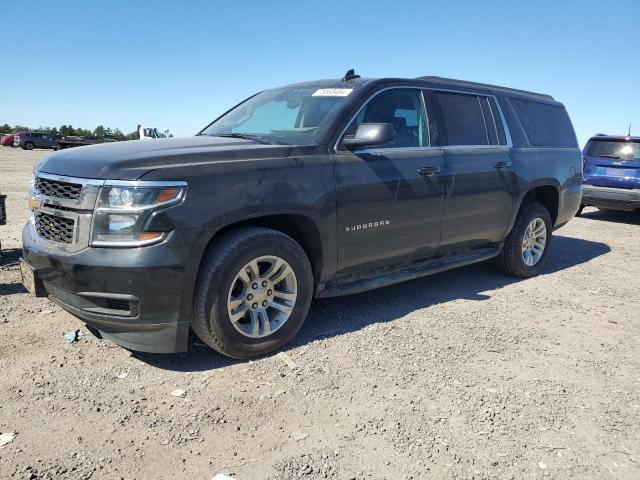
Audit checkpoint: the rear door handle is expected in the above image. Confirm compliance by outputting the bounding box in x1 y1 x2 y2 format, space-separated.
418 166 441 177
494 161 512 169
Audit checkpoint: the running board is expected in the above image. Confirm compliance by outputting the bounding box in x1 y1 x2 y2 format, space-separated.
318 246 502 298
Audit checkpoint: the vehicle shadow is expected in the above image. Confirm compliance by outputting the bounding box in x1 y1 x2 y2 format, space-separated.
0 248 28 296
136 234 610 372
580 208 640 225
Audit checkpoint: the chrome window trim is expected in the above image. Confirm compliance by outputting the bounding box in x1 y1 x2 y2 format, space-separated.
491 96 513 147
419 88 431 147
476 96 491 145
333 85 514 154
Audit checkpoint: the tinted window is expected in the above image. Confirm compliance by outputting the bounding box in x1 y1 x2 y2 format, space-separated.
433 92 491 146
510 99 576 147
585 140 640 160
345 89 428 148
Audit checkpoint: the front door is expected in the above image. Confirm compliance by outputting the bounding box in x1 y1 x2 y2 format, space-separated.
425 90 515 248
332 88 446 275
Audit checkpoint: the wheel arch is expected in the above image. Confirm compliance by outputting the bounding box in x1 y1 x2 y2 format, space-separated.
198 213 326 293
511 182 560 230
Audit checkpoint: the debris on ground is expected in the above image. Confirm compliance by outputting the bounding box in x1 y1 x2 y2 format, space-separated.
63 330 81 343
276 351 297 370
291 431 309 442
170 389 186 398
116 372 128 379
0 432 16 448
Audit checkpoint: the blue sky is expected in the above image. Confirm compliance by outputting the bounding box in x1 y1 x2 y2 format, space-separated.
1 0 638 147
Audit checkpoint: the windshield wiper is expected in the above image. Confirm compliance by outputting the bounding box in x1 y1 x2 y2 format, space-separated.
213 133 271 145
598 154 621 159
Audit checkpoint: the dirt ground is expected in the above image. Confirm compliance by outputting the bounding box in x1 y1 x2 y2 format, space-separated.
0 146 639 480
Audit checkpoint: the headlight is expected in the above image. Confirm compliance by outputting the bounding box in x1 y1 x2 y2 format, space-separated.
91 181 186 247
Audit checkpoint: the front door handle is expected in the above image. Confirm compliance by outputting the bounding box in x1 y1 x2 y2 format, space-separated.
418 166 441 177
494 160 512 169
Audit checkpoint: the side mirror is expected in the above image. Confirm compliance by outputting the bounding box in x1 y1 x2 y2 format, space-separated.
342 123 395 150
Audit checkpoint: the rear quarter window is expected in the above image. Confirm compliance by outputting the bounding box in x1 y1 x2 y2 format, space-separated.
510 98 576 147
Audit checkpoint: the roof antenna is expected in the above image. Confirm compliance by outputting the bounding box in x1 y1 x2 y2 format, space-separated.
342 69 361 82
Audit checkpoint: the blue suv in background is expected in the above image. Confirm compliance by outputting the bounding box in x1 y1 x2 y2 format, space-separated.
580 135 640 213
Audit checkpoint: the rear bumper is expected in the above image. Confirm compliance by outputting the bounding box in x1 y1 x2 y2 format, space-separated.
22 223 200 353
582 185 640 211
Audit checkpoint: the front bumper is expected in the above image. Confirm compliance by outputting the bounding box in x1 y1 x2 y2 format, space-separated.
22 222 200 353
582 185 640 211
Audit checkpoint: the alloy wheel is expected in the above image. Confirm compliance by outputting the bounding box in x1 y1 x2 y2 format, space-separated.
521 217 547 266
226 255 297 338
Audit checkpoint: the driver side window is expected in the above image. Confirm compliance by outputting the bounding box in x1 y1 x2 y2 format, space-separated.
345 89 428 148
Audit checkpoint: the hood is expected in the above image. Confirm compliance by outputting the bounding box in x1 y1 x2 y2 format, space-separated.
36 136 294 180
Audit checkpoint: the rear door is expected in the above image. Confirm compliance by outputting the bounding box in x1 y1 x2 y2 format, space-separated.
426 90 515 248
333 87 446 275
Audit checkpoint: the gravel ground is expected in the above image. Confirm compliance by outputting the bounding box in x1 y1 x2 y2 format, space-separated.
1 146 639 480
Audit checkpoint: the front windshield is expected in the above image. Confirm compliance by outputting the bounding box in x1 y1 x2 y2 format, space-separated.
200 86 355 145
586 140 640 160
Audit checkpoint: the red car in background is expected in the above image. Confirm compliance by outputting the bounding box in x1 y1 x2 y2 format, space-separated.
1 133 18 146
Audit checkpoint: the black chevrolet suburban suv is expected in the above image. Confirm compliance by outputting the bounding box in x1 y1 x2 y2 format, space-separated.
21 73 582 358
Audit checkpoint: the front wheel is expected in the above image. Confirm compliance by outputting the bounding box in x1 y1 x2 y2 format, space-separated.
192 227 313 359
496 202 552 278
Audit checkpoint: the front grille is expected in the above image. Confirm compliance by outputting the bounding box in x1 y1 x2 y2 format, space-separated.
35 211 75 243
35 177 83 200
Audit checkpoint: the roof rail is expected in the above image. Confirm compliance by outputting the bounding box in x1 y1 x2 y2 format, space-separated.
416 76 554 100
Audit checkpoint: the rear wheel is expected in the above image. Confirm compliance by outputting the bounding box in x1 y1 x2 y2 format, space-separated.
496 202 552 278
192 227 313 359
23 142 34 150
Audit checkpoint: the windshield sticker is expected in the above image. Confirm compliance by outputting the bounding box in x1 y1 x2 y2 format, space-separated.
312 88 353 97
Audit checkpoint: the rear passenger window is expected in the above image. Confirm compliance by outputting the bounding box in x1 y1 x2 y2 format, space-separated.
432 92 494 146
510 99 576 147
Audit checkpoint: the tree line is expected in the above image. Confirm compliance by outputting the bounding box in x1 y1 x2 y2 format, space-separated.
0 123 139 141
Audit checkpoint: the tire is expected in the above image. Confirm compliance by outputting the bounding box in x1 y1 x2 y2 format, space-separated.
191 227 313 359
496 201 552 278
23 142 35 150
575 204 585 217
